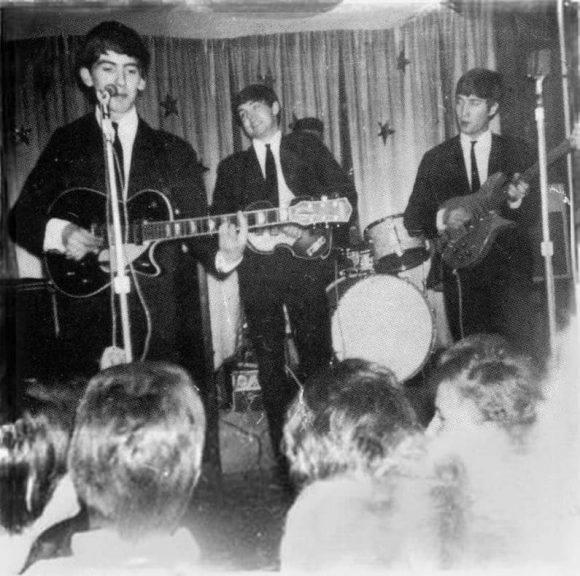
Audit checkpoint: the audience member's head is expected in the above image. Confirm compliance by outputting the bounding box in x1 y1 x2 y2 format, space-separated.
291 117 324 140
427 334 542 439
0 408 71 534
68 361 205 540
284 358 420 484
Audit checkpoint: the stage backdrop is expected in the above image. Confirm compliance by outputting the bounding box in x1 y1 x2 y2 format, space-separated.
5 1 566 369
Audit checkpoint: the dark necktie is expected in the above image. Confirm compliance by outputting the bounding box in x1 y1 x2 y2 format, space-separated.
470 140 480 193
264 143 279 204
112 122 125 190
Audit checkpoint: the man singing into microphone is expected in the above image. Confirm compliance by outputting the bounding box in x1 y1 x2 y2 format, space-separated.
8 21 247 381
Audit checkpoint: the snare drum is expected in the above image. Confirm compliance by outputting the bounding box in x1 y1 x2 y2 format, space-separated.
326 274 435 381
364 214 428 274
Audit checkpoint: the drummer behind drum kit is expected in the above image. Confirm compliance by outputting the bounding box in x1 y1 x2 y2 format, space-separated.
328 213 440 383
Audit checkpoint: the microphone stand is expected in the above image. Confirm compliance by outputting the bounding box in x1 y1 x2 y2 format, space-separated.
534 74 558 353
97 90 133 362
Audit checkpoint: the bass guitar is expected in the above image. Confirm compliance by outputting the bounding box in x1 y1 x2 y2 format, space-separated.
440 137 574 269
45 188 352 298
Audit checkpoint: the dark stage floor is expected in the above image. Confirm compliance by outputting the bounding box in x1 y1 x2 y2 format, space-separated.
188 470 293 571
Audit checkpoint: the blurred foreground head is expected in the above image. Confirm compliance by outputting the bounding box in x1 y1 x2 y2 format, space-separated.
68 361 205 540
284 358 419 484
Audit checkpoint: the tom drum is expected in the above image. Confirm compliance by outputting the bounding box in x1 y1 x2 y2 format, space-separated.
364 214 428 274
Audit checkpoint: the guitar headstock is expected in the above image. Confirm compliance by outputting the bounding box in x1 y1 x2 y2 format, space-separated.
288 197 353 226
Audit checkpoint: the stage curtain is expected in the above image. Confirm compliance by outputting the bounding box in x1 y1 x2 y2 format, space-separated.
3 5 496 367
340 2 496 231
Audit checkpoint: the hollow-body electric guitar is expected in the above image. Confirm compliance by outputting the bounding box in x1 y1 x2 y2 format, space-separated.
45 188 352 298
440 138 574 269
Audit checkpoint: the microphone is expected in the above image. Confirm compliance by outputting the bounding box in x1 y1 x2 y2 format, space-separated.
526 49 551 79
100 84 118 98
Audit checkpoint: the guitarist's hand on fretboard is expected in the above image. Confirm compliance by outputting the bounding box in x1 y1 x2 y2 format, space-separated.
218 211 248 265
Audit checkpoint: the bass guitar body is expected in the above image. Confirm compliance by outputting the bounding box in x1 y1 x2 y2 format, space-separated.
245 201 332 260
441 212 515 269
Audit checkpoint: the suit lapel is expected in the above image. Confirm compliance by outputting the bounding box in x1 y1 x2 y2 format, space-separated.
129 120 165 197
450 136 471 195
488 134 504 176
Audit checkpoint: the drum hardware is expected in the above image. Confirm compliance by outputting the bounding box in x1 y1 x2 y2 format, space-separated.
335 245 375 278
326 274 436 382
364 214 429 275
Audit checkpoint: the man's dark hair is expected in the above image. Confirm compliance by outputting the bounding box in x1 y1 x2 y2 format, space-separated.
76 21 150 77
231 84 281 125
292 117 324 135
284 359 420 483
455 68 503 103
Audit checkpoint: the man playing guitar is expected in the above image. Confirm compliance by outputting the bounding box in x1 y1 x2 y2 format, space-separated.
404 68 539 357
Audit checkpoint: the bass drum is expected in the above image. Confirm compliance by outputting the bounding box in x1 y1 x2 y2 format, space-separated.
326 274 435 382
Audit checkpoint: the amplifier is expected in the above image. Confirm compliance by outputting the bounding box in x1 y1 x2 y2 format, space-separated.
231 368 262 412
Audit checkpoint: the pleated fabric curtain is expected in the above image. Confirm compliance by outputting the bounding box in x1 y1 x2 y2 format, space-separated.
3 4 497 365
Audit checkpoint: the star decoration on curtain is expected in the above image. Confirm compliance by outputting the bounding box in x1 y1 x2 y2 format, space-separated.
397 50 411 73
160 94 179 117
257 69 276 89
12 125 32 145
378 121 395 144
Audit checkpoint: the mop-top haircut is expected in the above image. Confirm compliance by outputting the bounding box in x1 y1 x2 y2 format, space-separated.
76 20 151 77
68 361 205 539
231 83 281 125
456 68 503 106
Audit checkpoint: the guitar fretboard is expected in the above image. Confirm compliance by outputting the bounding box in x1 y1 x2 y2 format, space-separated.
140 207 288 242
95 206 294 244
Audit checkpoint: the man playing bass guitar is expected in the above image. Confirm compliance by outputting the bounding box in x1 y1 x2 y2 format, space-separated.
404 68 538 357
211 85 357 489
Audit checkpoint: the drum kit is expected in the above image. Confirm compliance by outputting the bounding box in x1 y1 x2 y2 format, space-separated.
328 213 437 382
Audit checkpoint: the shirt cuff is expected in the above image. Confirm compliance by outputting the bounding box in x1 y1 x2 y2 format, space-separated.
507 198 523 209
436 209 447 233
43 218 70 252
215 250 242 274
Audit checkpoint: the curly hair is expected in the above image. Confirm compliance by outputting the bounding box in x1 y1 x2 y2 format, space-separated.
283 359 420 484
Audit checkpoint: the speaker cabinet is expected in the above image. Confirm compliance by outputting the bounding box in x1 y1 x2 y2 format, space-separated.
1 279 58 382
531 184 572 282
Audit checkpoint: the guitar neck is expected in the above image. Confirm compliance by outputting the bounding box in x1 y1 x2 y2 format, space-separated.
139 207 285 243
520 138 572 185
484 137 572 212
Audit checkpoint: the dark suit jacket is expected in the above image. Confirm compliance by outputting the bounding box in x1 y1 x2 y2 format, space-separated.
211 132 357 288
8 112 215 377
212 132 356 213
403 133 538 276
